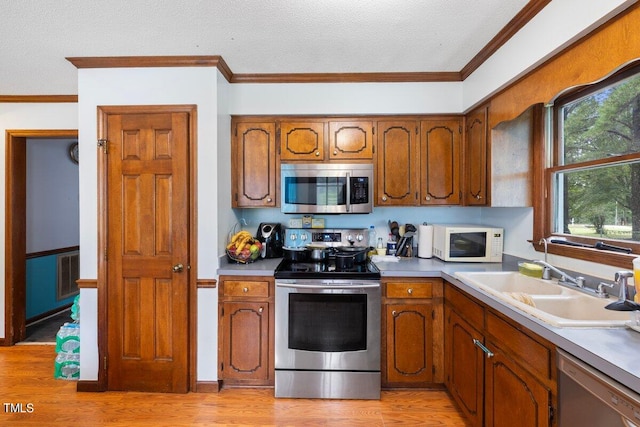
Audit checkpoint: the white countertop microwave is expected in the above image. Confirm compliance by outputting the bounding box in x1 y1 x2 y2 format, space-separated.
432 224 503 262
280 163 373 214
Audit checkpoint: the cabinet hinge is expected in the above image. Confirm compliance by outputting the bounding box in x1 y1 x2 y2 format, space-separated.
459 125 462 134
548 405 554 424
221 363 224 371
372 127 375 135
103 356 108 370
234 193 238 202
104 246 108 261
432 310 435 320
432 365 436 375
415 126 418 134
234 126 237 137
97 139 108 154
221 306 224 316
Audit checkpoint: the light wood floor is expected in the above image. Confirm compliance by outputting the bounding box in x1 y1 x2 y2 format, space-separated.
2 345 468 426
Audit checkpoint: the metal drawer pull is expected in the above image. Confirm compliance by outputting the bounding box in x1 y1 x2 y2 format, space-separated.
407 288 413 295
243 287 248 293
473 339 494 358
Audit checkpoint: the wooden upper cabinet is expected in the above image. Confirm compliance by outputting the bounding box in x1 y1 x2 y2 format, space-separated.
329 120 374 160
232 120 278 208
280 121 325 161
376 120 419 206
419 118 461 205
463 105 488 206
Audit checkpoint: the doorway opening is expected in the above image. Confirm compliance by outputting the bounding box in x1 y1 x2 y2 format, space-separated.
5 130 78 345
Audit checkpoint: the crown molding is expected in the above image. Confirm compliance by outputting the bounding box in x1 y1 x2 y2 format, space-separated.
0 95 78 103
461 0 551 80
230 71 462 83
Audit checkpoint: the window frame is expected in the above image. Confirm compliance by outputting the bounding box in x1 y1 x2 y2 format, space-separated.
534 63 640 269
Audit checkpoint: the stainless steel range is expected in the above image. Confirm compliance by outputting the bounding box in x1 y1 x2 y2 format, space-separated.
274 228 381 399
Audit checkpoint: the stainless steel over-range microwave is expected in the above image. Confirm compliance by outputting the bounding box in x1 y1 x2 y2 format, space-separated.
280 163 373 214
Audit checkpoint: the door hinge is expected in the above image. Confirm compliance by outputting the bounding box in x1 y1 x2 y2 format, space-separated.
97 139 108 154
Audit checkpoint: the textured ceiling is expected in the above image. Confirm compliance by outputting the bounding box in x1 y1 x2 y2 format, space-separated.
2 0 529 94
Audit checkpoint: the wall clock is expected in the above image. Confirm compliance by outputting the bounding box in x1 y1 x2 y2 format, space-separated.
69 142 79 164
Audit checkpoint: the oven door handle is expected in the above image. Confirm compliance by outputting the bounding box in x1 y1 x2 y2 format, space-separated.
276 282 380 290
346 172 351 213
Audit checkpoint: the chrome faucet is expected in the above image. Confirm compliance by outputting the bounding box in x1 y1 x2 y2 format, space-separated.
614 270 635 301
531 259 586 288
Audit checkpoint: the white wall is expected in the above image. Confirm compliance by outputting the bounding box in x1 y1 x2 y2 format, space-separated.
0 103 78 339
26 138 79 253
229 81 463 115
77 66 220 381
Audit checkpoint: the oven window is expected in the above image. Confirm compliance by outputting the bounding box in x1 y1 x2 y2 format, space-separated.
449 232 487 257
288 294 367 352
283 177 346 206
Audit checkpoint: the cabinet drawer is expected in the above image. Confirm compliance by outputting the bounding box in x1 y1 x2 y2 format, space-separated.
386 282 433 299
223 281 270 297
486 311 552 380
445 285 484 328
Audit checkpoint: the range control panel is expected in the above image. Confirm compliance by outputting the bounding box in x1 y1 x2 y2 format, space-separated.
284 228 369 249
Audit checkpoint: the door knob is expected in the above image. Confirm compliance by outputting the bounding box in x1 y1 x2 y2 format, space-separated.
172 263 184 273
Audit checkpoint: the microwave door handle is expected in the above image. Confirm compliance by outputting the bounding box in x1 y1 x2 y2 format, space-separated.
346 172 351 212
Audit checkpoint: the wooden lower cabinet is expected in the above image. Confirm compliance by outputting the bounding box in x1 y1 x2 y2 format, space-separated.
218 276 274 387
444 283 556 427
382 278 444 388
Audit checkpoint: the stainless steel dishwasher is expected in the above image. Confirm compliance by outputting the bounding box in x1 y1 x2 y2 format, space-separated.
558 349 640 426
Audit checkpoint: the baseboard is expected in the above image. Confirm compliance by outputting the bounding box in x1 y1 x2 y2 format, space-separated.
195 381 220 393
76 380 105 392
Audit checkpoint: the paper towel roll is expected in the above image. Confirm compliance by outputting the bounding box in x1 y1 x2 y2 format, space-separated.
418 225 433 259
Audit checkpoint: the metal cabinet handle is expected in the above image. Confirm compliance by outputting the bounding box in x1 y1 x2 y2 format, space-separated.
382 196 387 202
243 287 248 293
407 288 413 295
259 307 263 313
333 150 338 155
392 310 397 316
266 197 272 203
473 338 494 358
172 263 184 273
315 151 320 156
425 195 431 201
476 194 482 199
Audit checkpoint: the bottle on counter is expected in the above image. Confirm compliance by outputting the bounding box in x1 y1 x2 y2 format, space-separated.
369 225 377 248
387 233 397 256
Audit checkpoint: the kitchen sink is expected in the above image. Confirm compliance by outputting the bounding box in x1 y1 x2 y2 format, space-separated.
455 271 566 295
454 271 629 327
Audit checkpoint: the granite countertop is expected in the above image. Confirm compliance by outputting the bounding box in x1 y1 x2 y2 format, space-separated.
217 255 640 394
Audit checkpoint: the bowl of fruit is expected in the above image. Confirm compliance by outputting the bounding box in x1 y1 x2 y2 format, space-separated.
226 230 263 263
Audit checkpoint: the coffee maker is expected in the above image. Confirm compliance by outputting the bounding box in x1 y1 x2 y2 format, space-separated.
256 223 283 258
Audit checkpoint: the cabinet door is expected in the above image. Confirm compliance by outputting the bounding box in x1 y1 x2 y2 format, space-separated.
221 302 270 382
484 341 552 427
329 120 374 160
385 303 433 385
419 119 461 205
232 121 277 207
280 121 325 161
376 120 419 205
445 307 484 427
464 106 488 205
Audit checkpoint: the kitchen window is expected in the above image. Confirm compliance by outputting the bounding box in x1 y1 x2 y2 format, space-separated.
543 63 640 267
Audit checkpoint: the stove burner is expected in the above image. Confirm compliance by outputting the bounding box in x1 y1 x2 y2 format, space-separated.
289 263 327 273
274 258 380 280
